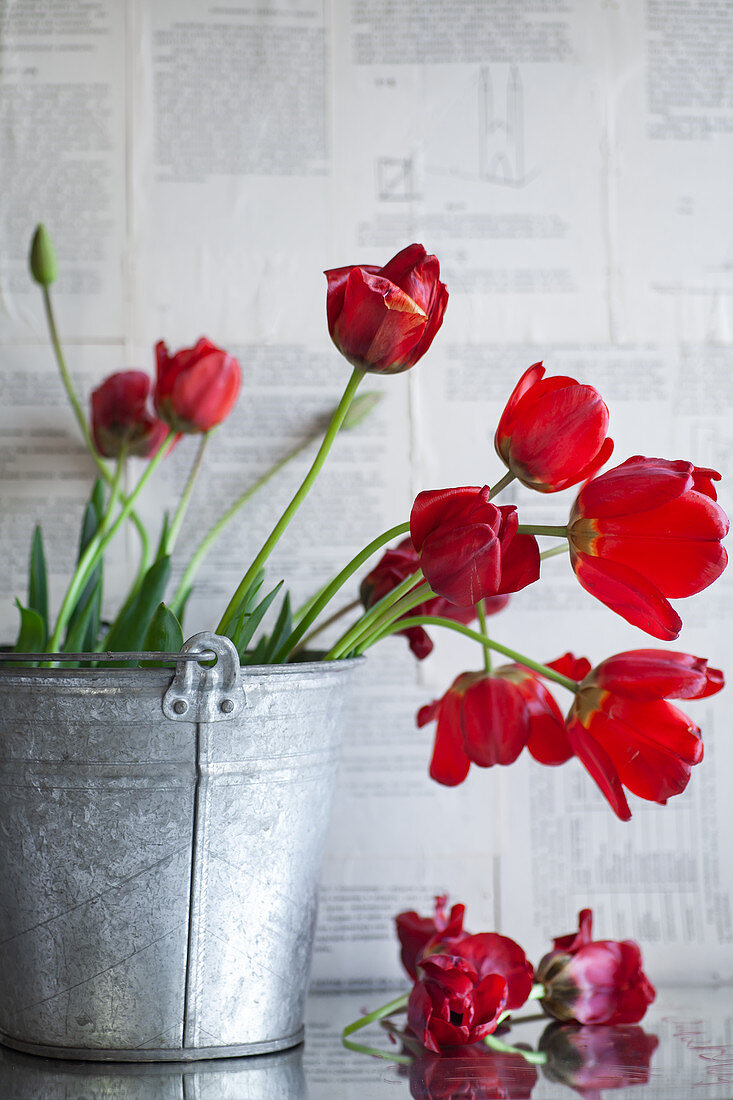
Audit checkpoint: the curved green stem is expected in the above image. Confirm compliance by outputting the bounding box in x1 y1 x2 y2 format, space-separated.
477 600 491 673
290 598 360 656
325 571 426 660
369 615 580 693
484 1034 547 1066
342 992 411 1063
217 367 364 635
489 471 515 498
518 523 568 538
272 520 410 662
165 431 209 554
47 432 175 652
41 286 151 576
540 543 569 560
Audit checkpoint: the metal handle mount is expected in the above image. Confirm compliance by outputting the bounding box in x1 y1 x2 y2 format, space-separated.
162 632 245 722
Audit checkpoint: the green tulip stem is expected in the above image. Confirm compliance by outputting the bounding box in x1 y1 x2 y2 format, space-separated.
489 471 515 498
342 992 411 1062
517 524 569 538
272 520 411 662
483 1034 548 1066
101 449 126 537
540 543 569 560
324 571 427 660
217 367 364 636
291 599 361 655
165 431 210 555
528 981 546 1001
47 432 176 653
477 599 492 673
369 615 580 693
40 286 151 578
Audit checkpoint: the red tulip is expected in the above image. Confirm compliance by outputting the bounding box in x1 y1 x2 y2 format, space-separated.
91 371 168 459
409 1044 538 1099
448 933 534 1011
539 1022 659 1099
410 486 540 607
407 953 508 1052
536 909 656 1025
568 456 729 639
360 538 508 659
154 338 241 433
325 243 448 374
417 655 580 786
566 649 724 821
396 894 468 980
495 363 613 492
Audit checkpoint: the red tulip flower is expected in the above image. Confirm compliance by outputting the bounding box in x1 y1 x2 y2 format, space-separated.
568 456 729 639
536 909 656 1025
410 486 540 607
360 538 508 659
396 894 469 980
448 933 534 1011
325 243 448 374
154 337 241 433
409 1043 539 1100
417 655 580 786
540 1022 659 1099
91 371 168 459
407 953 508 1052
566 649 724 821
495 362 613 492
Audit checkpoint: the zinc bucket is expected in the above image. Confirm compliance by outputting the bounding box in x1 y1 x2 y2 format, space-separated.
0 633 359 1062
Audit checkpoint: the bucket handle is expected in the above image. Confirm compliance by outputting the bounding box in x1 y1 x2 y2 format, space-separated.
162 632 245 723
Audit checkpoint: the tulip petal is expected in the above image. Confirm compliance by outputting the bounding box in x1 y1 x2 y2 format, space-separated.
401 277 449 370
527 709 574 765
459 677 529 767
495 361 545 447
324 263 381 330
421 524 502 606
429 691 472 786
572 551 682 640
546 653 593 682
410 486 492 552
379 244 434 310
573 457 694 519
566 719 632 821
334 267 427 373
595 650 723 700
508 385 610 491
497 531 540 594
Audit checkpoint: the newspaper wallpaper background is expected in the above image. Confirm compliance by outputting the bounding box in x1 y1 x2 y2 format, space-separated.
0 0 731 988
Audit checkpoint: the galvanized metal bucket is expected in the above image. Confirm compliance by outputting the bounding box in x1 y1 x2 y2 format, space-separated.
0 632 359 1062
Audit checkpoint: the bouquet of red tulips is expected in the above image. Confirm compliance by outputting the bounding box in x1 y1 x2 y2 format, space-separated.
16 225 728 822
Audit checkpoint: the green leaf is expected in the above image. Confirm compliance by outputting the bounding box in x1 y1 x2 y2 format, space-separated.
258 591 292 664
13 600 46 664
28 524 48 631
140 603 184 667
62 576 103 665
154 512 170 562
66 482 106 653
101 556 172 664
247 634 270 665
228 581 284 663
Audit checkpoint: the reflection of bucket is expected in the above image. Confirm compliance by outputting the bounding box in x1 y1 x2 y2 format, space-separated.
0 633 359 1061
0 1043 306 1098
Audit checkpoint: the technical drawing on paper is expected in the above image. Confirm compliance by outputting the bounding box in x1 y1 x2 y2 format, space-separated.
479 65 537 188
376 156 419 202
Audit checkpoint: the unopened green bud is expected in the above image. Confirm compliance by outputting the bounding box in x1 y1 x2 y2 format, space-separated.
341 391 382 430
29 223 58 287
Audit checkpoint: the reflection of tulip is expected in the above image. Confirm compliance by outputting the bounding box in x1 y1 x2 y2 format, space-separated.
409 1043 538 1099
536 909 656 1025
325 243 448 374
154 338 241 433
407 954 507 1052
566 650 724 821
568 456 728 639
91 371 168 459
539 1021 659 1099
360 538 508 659
495 362 613 493
410 486 539 607
396 895 468 981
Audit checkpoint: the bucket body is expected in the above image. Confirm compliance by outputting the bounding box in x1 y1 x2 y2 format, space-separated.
0 635 358 1061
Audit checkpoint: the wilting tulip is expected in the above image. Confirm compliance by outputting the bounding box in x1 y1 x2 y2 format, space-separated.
396 894 468 980
409 1043 538 1100
407 954 508 1052
539 1021 659 1098
417 655 580 786
360 538 508 659
325 243 448 374
447 934 534 1011
91 371 168 459
566 649 724 820
495 362 613 492
410 486 539 607
154 337 241 433
536 909 656 1025
568 456 729 639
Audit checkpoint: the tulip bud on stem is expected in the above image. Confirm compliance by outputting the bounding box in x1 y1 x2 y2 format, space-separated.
217 367 364 637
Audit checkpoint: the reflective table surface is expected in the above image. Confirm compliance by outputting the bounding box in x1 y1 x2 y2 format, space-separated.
0 985 730 1098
